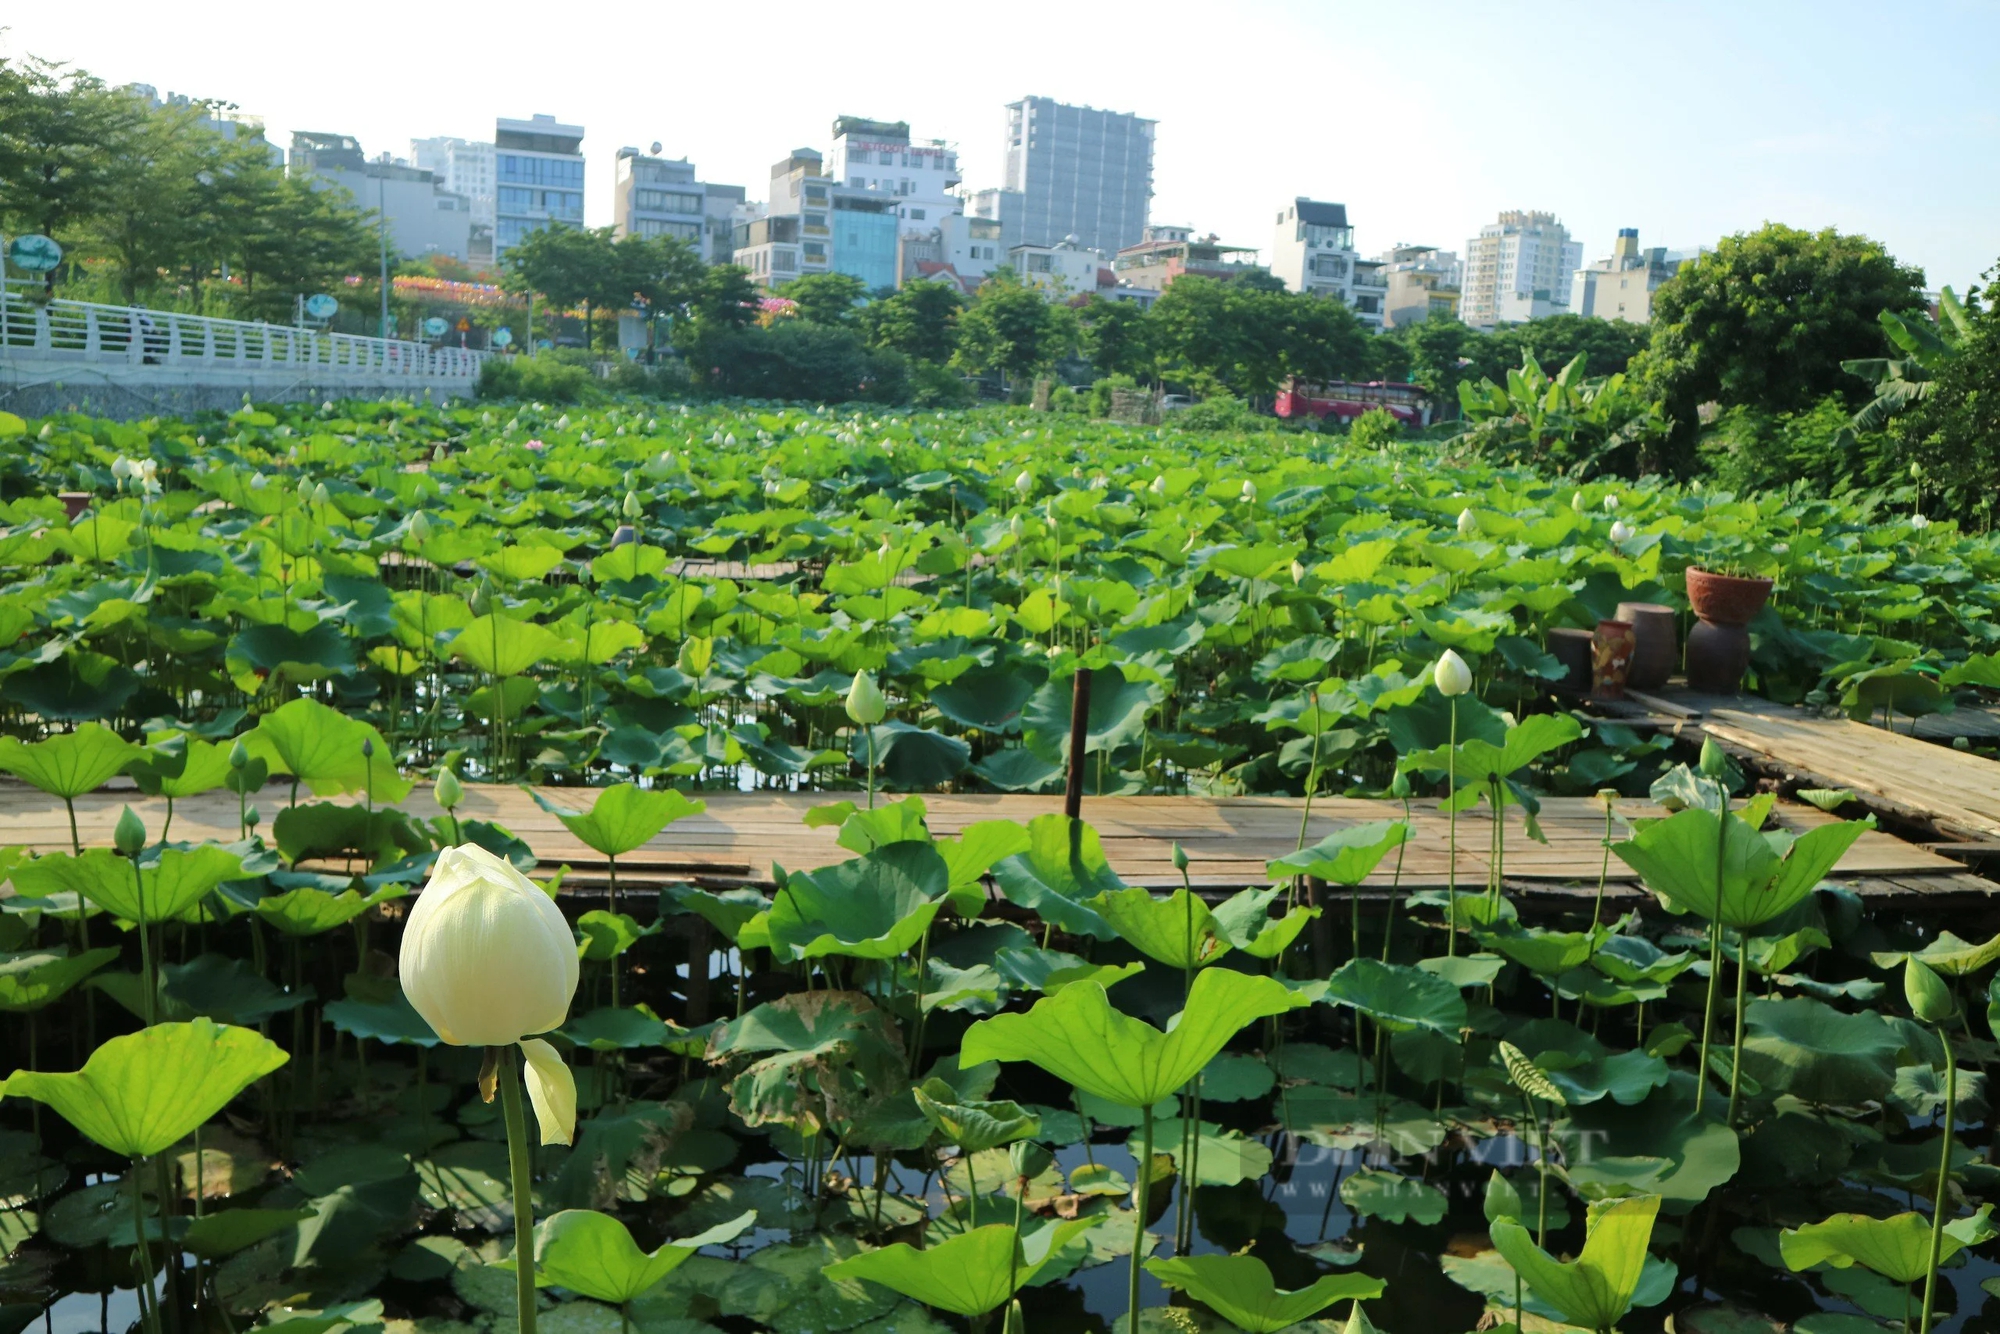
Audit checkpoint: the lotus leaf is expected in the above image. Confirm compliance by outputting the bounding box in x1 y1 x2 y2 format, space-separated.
1144 1253 1384 1333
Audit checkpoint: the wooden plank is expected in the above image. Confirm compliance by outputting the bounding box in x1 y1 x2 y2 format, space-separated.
0 782 1978 904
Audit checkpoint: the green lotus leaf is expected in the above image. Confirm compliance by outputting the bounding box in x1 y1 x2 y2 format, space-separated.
1612 806 1869 929
1537 1049 1671 1107
128 734 235 801
989 815 1122 941
851 722 971 788
1088 887 1229 970
1480 924 1611 977
531 782 706 859
660 886 768 943
256 885 405 937
15 845 244 923
1779 1205 1996 1285
1144 1252 1384 1333
1136 1119 1274 1187
912 1080 1038 1154
450 613 564 677
1208 885 1319 959
561 1006 681 1051
576 910 654 961
1200 1052 1276 1103
182 1207 316 1259
3 1017 288 1157
1739 997 1903 1104
1339 1168 1447 1224
1320 958 1467 1035
958 968 1304 1110
822 1217 1100 1317
765 844 949 961
1417 953 1506 989
1267 820 1410 885
1492 1194 1663 1333
522 1207 756 1304
242 697 412 802
0 947 120 1012
0 724 142 800
1870 930 2000 977
324 989 439 1046
1402 713 1585 789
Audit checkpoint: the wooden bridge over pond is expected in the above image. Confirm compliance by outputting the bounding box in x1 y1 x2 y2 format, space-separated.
3 783 1991 907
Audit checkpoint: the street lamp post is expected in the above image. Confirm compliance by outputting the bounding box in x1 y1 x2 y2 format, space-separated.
378 173 390 339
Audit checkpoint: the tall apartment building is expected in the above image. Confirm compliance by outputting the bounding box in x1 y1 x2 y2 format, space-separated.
1460 210 1582 327
410 138 496 226
828 117 961 229
1003 97 1155 257
612 149 746 264
494 114 585 259
1570 228 1689 325
289 132 476 263
736 149 899 291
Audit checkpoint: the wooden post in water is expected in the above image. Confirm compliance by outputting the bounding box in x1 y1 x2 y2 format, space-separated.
1064 667 1093 821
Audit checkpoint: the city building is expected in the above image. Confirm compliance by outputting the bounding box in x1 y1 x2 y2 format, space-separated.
613 149 746 264
827 117 960 228
1460 210 1581 328
494 114 585 259
1375 244 1463 328
289 132 476 263
737 149 899 290
410 137 496 226
1570 228 1690 324
968 188 1027 257
1112 225 1265 293
1009 237 1104 299
1003 97 1155 256
1269 199 1384 327
899 213 1007 290
124 84 283 164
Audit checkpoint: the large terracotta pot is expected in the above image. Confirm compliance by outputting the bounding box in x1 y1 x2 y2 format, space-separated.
59 492 91 522
1615 601 1678 691
1547 627 1594 693
1591 619 1636 700
1684 568 1773 627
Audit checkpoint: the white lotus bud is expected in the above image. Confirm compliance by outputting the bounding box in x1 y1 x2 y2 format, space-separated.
410 511 433 543
1912 514 1931 530
1291 560 1308 585
1609 520 1634 543
1241 480 1257 503
312 483 331 506
111 457 136 481
1150 475 1166 495
249 472 268 491
1434 649 1473 698
1016 472 1034 497
1602 494 1619 512
846 670 887 727
1456 508 1477 537
400 844 578 1144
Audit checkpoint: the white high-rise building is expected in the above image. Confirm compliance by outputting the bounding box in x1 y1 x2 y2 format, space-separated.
411 137 496 229
827 117 961 230
1461 210 1582 327
1270 199 1384 328
1003 97 1154 257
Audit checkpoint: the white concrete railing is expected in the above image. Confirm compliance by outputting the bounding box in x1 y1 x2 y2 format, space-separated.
0 282 487 381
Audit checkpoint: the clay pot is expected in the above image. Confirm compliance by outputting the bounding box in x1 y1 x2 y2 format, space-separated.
58 492 91 522
1615 601 1678 691
1547 627 1594 693
1591 619 1636 700
1684 568 1773 627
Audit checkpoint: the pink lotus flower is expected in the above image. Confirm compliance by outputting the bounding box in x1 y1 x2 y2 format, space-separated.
525 439 546 451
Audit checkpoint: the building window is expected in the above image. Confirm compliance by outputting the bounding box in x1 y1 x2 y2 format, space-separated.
773 251 797 273
803 241 826 259
909 208 925 221
1027 253 1053 273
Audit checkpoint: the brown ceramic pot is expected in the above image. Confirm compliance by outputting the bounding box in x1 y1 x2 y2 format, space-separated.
1591 619 1636 699
1684 568 1773 627
1547 627 1594 693
1615 601 1678 691
1687 620 1752 694
59 492 91 522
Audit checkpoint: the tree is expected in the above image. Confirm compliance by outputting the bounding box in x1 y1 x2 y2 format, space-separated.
502 225 624 348
953 269 1073 384
1888 277 2000 526
1076 296 1153 379
1391 317 1481 407
1150 279 1367 404
1477 314 1651 382
683 265 759 338
615 234 706 359
1637 223 1927 456
0 57 144 286
863 280 964 363
783 272 868 327
229 171 377 322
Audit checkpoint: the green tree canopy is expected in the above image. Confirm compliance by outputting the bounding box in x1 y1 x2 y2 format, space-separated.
863 280 965 363
783 272 869 327
954 268 1075 383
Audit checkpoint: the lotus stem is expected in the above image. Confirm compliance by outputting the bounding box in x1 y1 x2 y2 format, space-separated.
1446 699 1458 957
1919 1036 1957 1334
129 1157 162 1334
497 1045 539 1334
1695 793 1728 1117
1593 801 1614 927
1129 1105 1154 1334
1726 928 1751 1127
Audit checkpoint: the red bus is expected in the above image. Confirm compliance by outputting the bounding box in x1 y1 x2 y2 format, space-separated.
1275 379 1434 427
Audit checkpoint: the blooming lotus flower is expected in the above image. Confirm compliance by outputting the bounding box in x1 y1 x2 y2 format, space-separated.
1457 508 1478 537
400 845 578 1144
525 438 545 451
1602 494 1619 512
1609 520 1634 543
1434 649 1473 698
1912 514 1931 530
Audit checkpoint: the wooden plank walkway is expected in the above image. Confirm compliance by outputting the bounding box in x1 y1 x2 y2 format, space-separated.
1609 685 2000 844
1 780 1986 901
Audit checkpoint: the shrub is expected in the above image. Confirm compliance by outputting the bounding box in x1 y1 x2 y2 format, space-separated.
476 355 595 404
1346 406 1404 449
684 321 909 404
907 360 977 409
1174 395 1264 433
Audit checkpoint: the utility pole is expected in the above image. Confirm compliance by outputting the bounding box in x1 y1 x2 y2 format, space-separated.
378 173 390 339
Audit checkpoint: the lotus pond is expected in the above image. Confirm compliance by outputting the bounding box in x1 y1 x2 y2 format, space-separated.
0 399 1995 1334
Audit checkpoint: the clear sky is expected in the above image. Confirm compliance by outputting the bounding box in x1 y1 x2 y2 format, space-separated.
5 0 1996 291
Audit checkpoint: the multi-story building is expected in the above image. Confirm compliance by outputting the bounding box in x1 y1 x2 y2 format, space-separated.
289 132 476 263
968 188 1026 258
1009 237 1104 299
410 137 496 226
124 84 282 164
494 114 585 260
1003 97 1155 257
1268 199 1384 328
898 213 1008 291
1460 210 1581 328
828 117 960 230
613 148 746 263
1112 225 1264 293
1375 244 1463 328
1570 228 1689 325
736 149 899 291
